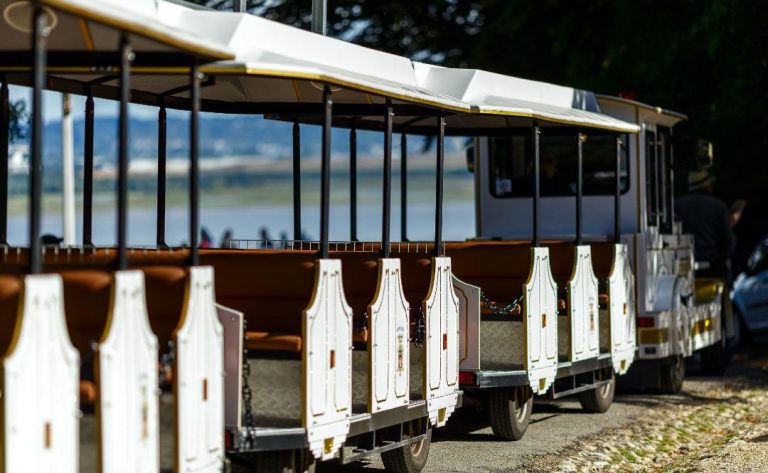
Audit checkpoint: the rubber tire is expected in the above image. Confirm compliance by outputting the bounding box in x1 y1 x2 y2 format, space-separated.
487 386 533 441
578 372 616 413
659 355 685 394
700 326 728 376
230 449 315 473
380 423 432 473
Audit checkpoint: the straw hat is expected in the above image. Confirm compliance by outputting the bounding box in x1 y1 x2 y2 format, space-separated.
687 169 715 191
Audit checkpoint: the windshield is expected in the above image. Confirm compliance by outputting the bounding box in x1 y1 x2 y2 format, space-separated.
489 131 630 198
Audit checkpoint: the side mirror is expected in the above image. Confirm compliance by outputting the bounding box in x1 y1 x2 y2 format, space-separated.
465 144 475 173
676 136 713 171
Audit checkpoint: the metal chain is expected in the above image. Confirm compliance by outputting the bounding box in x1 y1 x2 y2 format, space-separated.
159 340 175 385
480 291 522 316
411 306 425 347
241 317 254 428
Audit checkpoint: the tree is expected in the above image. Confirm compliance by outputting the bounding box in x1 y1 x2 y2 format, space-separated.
188 0 768 263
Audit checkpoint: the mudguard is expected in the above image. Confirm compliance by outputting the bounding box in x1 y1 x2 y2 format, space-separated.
174 266 225 473
2 275 79 473
303 259 353 460
423 257 460 427
569 245 600 362
97 270 159 473
525 247 558 394
369 258 410 412
608 244 636 374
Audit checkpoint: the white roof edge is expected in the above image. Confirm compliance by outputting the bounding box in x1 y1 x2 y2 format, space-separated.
596 94 688 122
413 62 639 133
38 0 233 60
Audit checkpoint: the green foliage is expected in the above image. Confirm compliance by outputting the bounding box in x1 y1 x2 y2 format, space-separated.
189 0 768 255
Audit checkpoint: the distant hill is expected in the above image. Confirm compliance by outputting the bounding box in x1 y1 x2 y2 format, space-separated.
39 115 464 167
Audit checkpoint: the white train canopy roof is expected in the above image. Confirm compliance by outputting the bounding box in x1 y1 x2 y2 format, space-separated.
1 0 637 134
0 0 233 60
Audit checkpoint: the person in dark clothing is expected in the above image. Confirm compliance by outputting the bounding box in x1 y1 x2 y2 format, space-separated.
675 170 739 279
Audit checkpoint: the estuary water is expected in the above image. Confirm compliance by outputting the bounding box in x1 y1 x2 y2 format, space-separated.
6 200 476 247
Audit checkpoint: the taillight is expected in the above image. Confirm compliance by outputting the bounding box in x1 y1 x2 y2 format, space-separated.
224 430 232 450
637 317 654 328
459 371 476 386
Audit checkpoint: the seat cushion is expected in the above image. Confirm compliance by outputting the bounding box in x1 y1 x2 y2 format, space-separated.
0 274 21 354
247 331 302 353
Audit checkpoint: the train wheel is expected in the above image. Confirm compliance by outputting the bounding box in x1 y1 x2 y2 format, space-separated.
578 372 616 413
487 385 533 441
659 355 685 394
700 326 728 376
230 449 315 473
380 418 432 473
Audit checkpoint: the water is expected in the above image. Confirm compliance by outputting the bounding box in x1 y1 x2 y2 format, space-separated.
7 201 476 247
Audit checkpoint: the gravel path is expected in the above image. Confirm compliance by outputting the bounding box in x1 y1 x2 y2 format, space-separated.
336 343 768 473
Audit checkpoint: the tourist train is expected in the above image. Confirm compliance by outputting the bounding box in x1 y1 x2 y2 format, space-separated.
0 0 734 472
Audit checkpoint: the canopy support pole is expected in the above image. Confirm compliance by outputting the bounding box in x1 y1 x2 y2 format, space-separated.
319 86 332 259
83 88 94 247
532 123 541 247
0 77 9 246
381 100 393 258
292 120 301 241
615 135 622 243
667 135 675 233
576 131 584 246
156 101 167 247
400 133 407 242
655 136 662 228
433 115 445 258
189 64 200 266
311 0 327 35
29 7 47 274
116 36 132 271
349 125 357 241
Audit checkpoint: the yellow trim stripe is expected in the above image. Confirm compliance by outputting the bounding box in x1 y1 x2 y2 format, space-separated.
0 61 638 133
639 328 668 344
78 20 95 51
291 80 304 102
40 0 233 60
201 67 639 133
692 319 714 336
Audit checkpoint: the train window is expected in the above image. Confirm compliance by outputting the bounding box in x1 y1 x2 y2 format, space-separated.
489 132 629 198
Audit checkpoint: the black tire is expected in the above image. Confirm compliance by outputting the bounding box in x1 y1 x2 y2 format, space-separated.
487 386 533 441
230 449 315 473
659 355 685 394
578 372 616 413
380 419 432 473
700 326 728 376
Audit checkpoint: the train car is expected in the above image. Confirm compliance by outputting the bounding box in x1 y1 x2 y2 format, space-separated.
595 95 735 391
0 1 730 473
409 64 639 438
119 3 471 471
0 1 234 473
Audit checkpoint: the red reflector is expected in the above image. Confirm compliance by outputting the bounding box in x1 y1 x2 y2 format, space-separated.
224 430 232 450
459 371 476 386
637 317 654 328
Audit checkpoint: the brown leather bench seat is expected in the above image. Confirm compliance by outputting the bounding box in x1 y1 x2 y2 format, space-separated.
332 253 383 344
199 249 317 354
590 242 616 280
589 242 616 307
443 242 532 314
59 269 112 406
0 274 21 356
